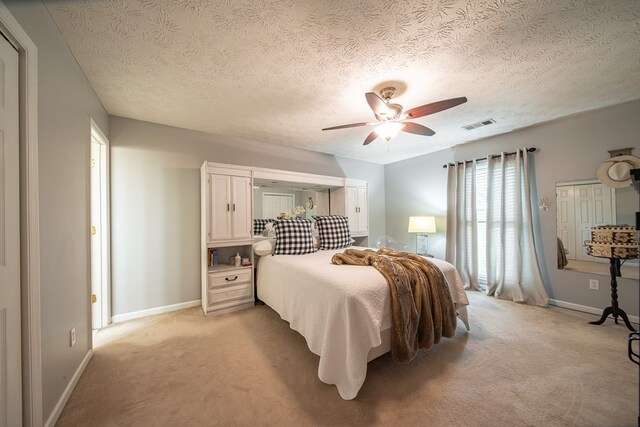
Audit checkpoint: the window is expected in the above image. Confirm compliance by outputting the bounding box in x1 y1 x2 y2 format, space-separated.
447 148 548 306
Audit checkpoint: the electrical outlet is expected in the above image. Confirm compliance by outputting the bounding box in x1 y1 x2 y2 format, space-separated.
70 327 76 347
589 279 600 290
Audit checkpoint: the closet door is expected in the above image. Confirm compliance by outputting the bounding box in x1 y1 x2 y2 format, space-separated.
591 183 612 226
573 183 613 262
231 176 252 240
556 186 576 259
574 185 593 261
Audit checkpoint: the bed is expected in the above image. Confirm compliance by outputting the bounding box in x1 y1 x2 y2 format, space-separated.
255 246 470 400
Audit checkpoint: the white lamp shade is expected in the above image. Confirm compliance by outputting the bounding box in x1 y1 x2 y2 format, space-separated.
408 216 436 233
374 122 404 141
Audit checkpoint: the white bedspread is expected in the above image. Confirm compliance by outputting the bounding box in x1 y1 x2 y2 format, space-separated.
256 247 469 400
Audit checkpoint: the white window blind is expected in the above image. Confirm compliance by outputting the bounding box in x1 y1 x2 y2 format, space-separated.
459 158 520 288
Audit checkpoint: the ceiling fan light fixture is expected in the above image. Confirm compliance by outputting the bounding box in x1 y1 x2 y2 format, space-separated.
375 122 404 141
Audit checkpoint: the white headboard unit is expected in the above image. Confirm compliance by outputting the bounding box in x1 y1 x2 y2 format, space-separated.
252 167 345 188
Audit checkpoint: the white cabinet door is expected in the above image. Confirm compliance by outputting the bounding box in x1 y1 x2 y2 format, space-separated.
231 176 252 240
356 187 368 234
207 174 252 242
209 174 232 241
346 186 359 233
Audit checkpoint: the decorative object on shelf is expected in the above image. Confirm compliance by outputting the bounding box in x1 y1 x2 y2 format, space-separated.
586 226 639 258
293 205 306 217
596 151 640 188
538 196 551 211
279 205 306 219
211 249 219 266
306 197 314 210
408 216 436 256
241 257 251 266
234 252 241 267
585 225 639 331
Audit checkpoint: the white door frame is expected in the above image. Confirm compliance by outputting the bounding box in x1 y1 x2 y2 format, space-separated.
0 3 43 426
89 119 111 330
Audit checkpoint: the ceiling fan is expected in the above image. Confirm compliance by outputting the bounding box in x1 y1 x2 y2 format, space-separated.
322 87 467 145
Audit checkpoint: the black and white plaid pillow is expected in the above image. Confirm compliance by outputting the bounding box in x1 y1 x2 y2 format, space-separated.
273 219 316 255
253 219 276 236
313 215 352 250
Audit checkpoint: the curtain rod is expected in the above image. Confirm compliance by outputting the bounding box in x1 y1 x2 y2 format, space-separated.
442 147 537 168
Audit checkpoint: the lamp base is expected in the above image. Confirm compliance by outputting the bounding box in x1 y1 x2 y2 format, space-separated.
416 234 429 256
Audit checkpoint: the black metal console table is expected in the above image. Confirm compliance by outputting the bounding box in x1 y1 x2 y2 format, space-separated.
589 257 636 332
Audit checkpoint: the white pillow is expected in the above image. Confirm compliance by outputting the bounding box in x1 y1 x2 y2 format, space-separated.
263 221 276 238
253 238 275 256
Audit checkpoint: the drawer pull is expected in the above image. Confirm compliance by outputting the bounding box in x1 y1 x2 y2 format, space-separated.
225 276 238 282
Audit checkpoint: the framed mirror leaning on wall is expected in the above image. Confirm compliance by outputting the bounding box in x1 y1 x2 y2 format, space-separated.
556 179 638 279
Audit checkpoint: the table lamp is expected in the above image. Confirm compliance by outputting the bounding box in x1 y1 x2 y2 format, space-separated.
408 216 436 256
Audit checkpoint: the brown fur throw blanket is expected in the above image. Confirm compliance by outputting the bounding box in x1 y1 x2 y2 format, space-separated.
331 247 457 363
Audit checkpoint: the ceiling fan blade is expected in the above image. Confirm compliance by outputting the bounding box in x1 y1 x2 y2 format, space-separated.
365 92 388 119
322 122 370 131
405 97 468 119
401 122 436 136
363 130 378 146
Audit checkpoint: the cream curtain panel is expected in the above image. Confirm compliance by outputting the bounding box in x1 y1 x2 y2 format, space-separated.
446 148 549 307
445 160 481 291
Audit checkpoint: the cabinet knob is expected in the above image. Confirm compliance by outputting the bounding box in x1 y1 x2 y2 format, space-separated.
225 276 238 282
227 203 230 211
233 203 236 211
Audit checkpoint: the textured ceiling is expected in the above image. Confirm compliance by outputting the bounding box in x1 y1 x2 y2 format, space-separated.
45 0 640 164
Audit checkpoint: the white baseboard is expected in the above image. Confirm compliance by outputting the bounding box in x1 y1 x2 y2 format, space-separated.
549 299 639 324
111 299 201 323
45 349 93 427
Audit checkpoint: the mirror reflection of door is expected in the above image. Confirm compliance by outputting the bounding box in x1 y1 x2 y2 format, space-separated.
557 182 613 263
556 179 638 279
262 193 294 219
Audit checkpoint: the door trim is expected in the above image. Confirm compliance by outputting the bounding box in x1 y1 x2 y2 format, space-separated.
89 118 111 329
0 3 43 426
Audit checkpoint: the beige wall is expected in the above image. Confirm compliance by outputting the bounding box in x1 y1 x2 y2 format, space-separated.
5 0 109 421
109 116 386 316
386 99 640 315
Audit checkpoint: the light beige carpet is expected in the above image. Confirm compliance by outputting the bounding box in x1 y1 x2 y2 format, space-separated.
56 292 639 426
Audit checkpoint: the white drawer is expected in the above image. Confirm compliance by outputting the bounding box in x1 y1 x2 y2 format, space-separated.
208 269 251 289
207 282 252 306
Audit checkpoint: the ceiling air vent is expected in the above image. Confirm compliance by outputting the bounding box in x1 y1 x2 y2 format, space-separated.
462 118 496 131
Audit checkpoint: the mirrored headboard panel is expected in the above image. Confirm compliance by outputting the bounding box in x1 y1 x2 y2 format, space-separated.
556 179 638 279
253 179 331 220
251 168 344 225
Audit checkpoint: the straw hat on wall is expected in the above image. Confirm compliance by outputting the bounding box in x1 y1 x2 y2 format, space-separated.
596 155 640 188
